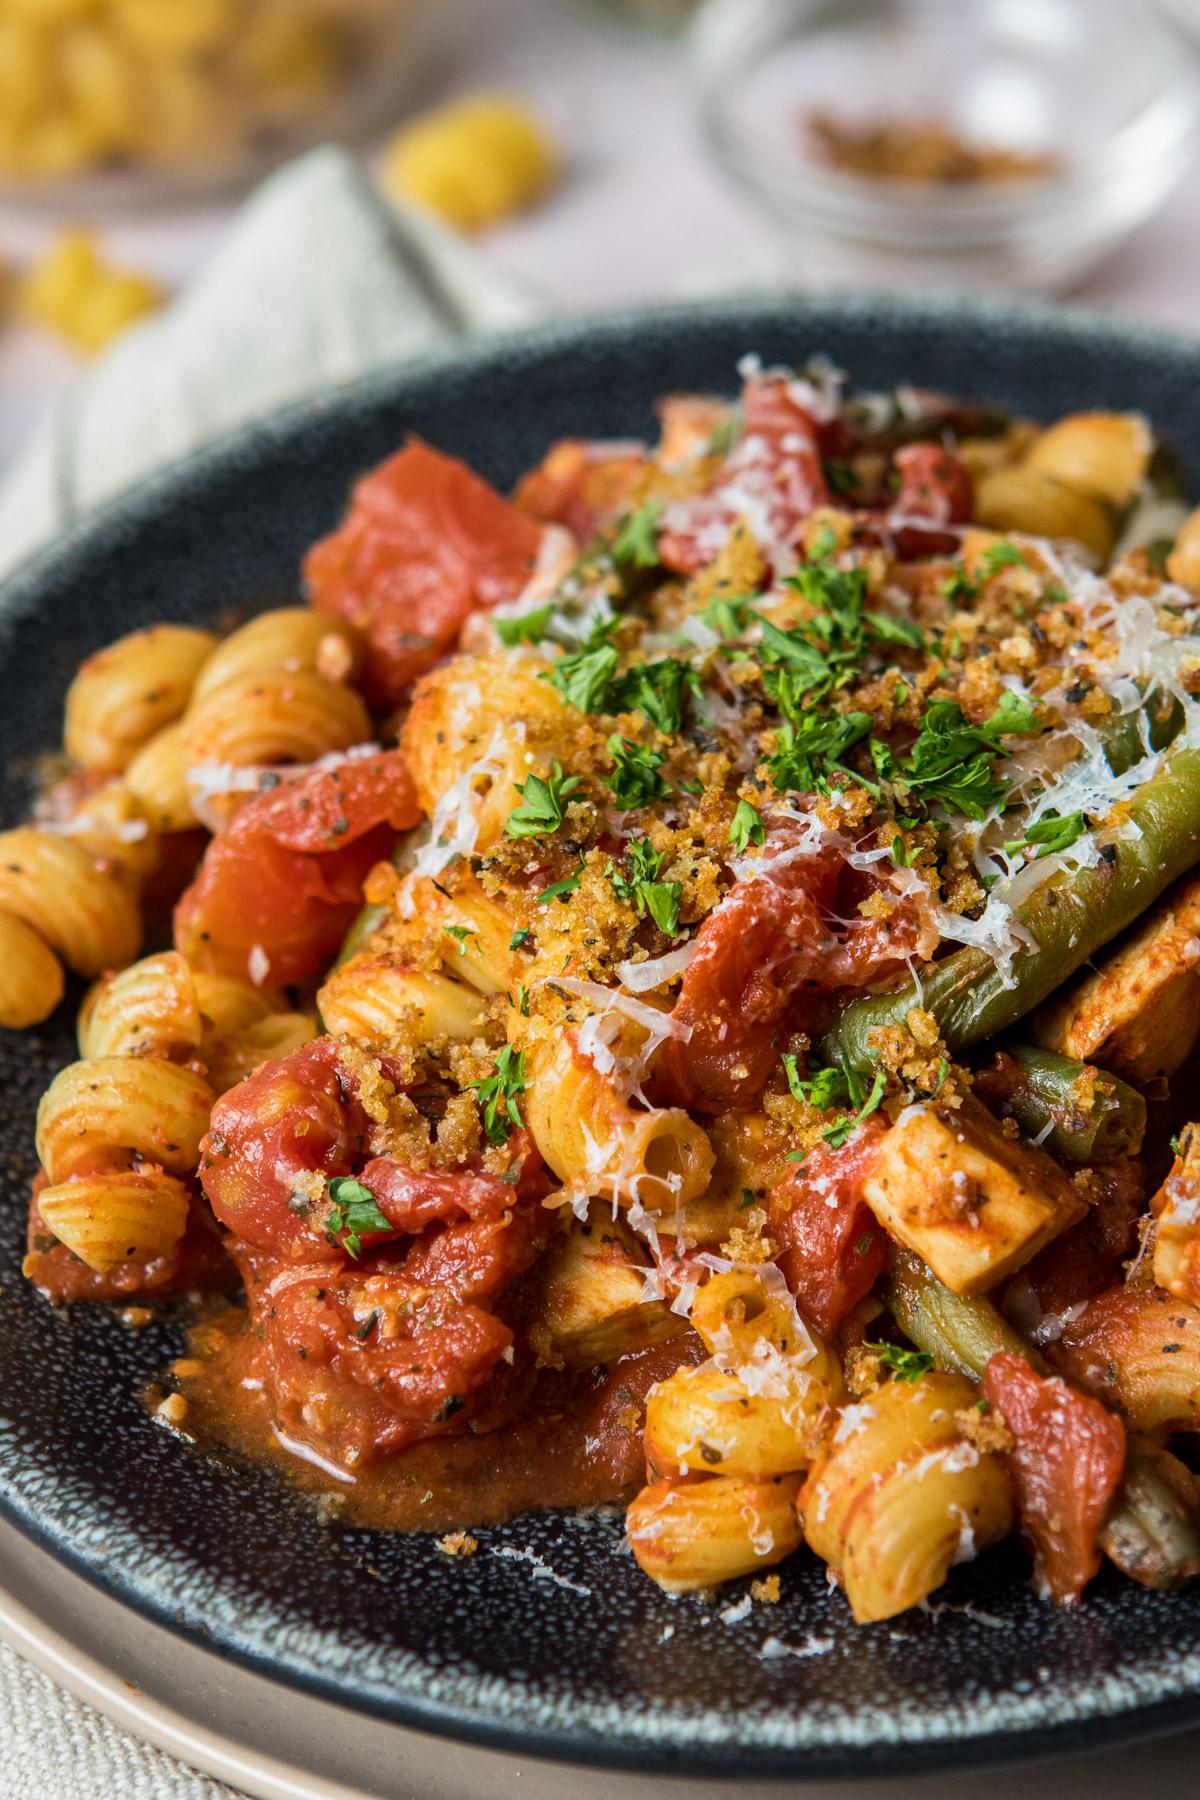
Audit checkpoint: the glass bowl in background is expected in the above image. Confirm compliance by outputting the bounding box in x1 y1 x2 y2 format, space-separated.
0 0 455 214
692 0 1200 294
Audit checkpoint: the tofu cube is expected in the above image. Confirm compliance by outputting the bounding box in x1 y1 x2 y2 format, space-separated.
862 1100 1085 1295
1034 871 1200 1085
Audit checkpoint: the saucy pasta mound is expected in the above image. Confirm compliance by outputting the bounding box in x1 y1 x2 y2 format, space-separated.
16 357 1200 1624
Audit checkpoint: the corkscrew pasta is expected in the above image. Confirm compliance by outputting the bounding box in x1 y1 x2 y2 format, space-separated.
13 357 1200 1624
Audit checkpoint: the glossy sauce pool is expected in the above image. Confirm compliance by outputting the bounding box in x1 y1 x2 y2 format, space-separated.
173 1303 701 1532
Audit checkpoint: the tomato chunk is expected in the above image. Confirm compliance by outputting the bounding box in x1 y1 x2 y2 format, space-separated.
889 442 974 557
241 1247 516 1463
305 440 542 709
658 372 830 576
654 832 936 1113
199 1039 386 1259
983 1352 1125 1604
514 438 646 540
767 1121 889 1335
175 751 420 986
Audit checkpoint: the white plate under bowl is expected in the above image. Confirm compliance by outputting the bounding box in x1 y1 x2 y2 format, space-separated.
1 1515 1200 1800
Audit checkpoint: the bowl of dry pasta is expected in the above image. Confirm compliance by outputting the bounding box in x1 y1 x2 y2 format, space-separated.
2 293 1200 1780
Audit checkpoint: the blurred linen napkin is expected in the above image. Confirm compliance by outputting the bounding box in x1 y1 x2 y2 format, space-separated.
0 144 542 581
0 144 538 1800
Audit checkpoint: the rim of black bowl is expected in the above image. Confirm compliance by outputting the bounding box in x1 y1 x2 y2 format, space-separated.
2 292 1200 1780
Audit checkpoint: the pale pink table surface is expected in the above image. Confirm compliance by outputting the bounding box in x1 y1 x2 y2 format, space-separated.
3 0 1200 481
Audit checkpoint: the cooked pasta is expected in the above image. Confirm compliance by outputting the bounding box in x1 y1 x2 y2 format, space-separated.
13 357 1200 1625
802 1373 1013 1622
64 624 217 772
0 826 141 1026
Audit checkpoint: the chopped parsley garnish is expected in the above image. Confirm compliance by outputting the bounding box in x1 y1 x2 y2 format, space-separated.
824 457 862 494
603 734 671 808
511 981 531 1016
754 551 922 719
766 705 872 796
609 838 682 936
323 1176 392 1260
611 499 663 569
866 1342 934 1383
536 861 585 903
981 541 1028 577
728 798 765 854
472 1045 527 1146
543 642 620 713
504 761 582 839
443 924 478 955
1003 810 1087 861
543 638 700 734
611 656 702 733
698 593 756 640
871 690 1039 821
509 927 531 951
941 540 1027 602
782 1052 886 1150
495 602 556 647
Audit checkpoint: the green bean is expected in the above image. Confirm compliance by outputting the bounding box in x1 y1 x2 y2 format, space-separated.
885 1250 1033 1379
333 900 387 971
821 741 1200 1067
973 1045 1146 1161
1100 1445 1200 1590
886 1252 1199 1588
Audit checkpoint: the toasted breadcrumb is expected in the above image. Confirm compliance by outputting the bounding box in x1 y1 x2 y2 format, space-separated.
436 1531 479 1556
955 1403 1014 1456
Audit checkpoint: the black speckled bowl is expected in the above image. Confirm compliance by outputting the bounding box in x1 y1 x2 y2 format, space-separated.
2 296 1200 1782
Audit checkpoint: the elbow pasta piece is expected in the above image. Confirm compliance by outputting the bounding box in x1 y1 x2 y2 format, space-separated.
40 781 158 884
18 229 163 354
180 666 370 784
527 1208 683 1369
318 953 489 1049
522 1028 714 1214
1051 1290 1200 1435
861 1099 1085 1295
974 466 1115 561
1033 870 1200 1085
802 1373 1014 1623
643 1344 844 1481
36 1169 192 1274
0 913 64 1028
691 1268 813 1367
200 1007 317 1096
400 873 516 996
1023 412 1152 510
190 971 281 1035
679 1111 797 1246
36 1056 213 1185
380 93 558 233
0 825 141 982
401 653 573 847
124 721 200 833
190 609 358 703
79 951 203 1061
627 1473 803 1595
64 624 218 772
